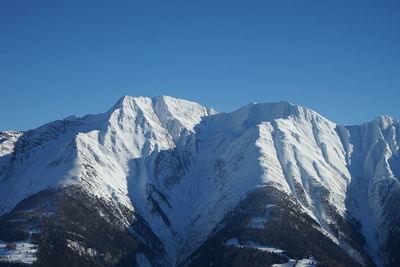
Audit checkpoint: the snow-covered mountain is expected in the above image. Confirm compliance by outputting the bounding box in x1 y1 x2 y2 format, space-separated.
0 95 399 267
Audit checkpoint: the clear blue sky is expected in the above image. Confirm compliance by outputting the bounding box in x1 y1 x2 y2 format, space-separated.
1 0 399 131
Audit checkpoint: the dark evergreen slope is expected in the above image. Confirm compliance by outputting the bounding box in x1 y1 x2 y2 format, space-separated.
0 187 166 267
0 185 393 266
185 187 375 267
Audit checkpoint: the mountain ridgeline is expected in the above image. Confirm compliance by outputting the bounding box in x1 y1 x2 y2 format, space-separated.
0 96 399 267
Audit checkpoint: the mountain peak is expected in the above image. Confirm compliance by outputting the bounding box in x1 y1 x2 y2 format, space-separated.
150 95 217 140
114 94 135 106
220 100 330 133
361 114 399 130
374 114 397 124
111 95 151 111
152 95 175 102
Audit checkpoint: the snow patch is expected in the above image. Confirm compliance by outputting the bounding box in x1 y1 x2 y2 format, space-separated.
225 238 284 254
67 240 97 257
246 241 284 254
272 257 317 267
225 238 317 267
0 240 37 264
